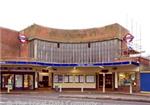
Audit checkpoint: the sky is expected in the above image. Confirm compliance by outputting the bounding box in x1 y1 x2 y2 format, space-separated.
0 0 149 56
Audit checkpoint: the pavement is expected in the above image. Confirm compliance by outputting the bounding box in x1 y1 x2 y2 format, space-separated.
1 89 150 103
59 92 150 103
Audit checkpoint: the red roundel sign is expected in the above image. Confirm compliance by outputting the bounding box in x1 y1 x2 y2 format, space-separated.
19 34 27 43
123 33 134 43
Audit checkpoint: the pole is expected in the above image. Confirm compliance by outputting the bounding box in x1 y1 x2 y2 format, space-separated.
81 87 84 92
59 85 62 92
115 72 118 89
103 73 105 93
7 86 10 93
7 78 11 93
130 82 132 94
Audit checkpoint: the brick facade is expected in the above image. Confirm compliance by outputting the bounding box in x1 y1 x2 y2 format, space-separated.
0 27 20 59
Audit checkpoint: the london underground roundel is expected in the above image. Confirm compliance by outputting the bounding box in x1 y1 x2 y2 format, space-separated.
123 33 134 43
19 34 27 43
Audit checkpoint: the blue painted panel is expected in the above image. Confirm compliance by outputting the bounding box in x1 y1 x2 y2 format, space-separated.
114 62 121 65
5 61 16 64
122 61 130 64
131 62 140 66
3 61 139 67
140 73 150 91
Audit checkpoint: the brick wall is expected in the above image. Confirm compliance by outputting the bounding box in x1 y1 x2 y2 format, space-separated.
0 27 20 59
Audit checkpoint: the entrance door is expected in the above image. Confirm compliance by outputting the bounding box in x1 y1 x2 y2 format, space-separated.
15 75 23 89
105 74 112 88
99 74 103 88
42 76 49 87
99 74 112 88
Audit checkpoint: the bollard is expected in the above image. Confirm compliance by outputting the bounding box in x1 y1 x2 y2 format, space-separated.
59 85 62 92
55 85 58 92
7 79 12 93
7 85 10 93
81 87 84 92
130 83 132 94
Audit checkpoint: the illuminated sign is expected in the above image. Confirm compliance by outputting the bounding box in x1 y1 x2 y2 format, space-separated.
123 33 134 43
123 33 135 52
19 34 27 43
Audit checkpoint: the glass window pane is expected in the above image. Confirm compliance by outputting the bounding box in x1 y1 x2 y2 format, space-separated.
58 75 63 83
2 74 14 89
28 75 33 89
24 75 28 88
69 75 74 83
15 75 23 88
54 75 58 83
64 75 69 83
118 72 135 86
86 75 95 83
74 76 79 83
79 75 84 83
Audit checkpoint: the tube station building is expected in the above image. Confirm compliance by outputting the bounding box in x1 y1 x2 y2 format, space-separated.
0 23 150 92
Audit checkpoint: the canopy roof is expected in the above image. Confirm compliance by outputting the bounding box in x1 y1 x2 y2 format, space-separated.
0 61 139 67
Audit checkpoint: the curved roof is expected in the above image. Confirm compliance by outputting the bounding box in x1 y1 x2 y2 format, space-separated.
21 23 129 43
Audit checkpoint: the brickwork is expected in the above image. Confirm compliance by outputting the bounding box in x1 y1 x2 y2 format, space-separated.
135 72 140 92
21 23 129 43
0 27 20 59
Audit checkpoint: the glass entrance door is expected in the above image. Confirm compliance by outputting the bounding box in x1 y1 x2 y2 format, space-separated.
15 75 23 89
105 74 112 88
99 74 112 88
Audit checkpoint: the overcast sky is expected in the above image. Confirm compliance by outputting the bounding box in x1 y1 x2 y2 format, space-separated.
0 0 149 56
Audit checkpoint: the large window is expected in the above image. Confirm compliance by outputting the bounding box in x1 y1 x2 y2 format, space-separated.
86 75 95 83
118 72 135 86
53 75 96 83
2 74 14 88
69 75 74 83
54 75 63 83
15 75 23 88
54 75 58 83
1 73 35 90
58 75 63 83
79 75 84 83
34 39 121 63
63 75 69 83
74 76 79 83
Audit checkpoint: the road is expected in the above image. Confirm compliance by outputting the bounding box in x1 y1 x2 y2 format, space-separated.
0 93 150 105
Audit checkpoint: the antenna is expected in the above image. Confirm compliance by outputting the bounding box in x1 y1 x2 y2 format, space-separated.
124 14 143 57
139 24 142 57
131 18 133 35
